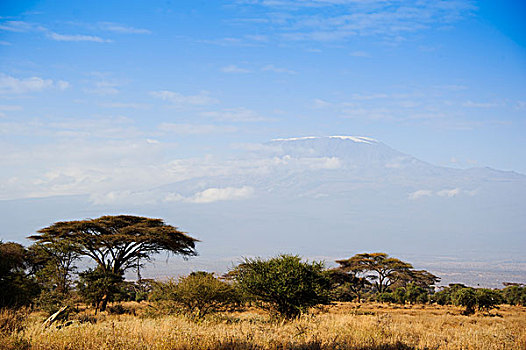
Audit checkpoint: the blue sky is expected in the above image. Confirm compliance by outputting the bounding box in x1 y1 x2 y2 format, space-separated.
1 0 525 201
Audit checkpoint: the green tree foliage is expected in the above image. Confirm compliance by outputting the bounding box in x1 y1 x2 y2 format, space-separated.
393 287 407 304
376 292 396 303
117 279 154 302
405 283 429 304
0 242 40 307
325 269 371 302
335 253 414 293
29 215 199 311
26 242 80 314
502 285 526 306
151 272 240 319
475 288 503 312
232 255 331 319
432 284 503 315
394 269 440 292
77 268 124 313
28 241 80 296
452 287 477 315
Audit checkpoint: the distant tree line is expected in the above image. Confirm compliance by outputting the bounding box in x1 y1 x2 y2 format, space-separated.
1 215 525 319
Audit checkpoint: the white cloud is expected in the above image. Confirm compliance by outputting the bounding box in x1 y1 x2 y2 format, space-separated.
85 80 120 95
159 123 238 135
0 105 22 111
245 34 269 42
0 21 36 32
349 51 370 57
261 64 296 74
409 188 462 200
189 186 255 203
221 65 251 73
89 190 159 206
409 189 432 200
462 100 498 108
312 98 333 109
351 93 389 100
437 188 460 197
99 102 150 109
201 107 269 122
313 157 341 169
0 74 69 94
48 32 112 43
434 84 468 91
151 90 219 106
88 186 255 206
0 20 144 42
56 80 70 90
237 0 475 42
98 22 151 34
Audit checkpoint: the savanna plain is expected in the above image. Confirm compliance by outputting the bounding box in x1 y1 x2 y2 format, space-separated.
3 302 525 350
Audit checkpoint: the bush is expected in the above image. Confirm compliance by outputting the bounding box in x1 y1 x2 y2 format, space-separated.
151 272 240 319
452 288 477 315
475 288 503 312
432 289 451 305
233 254 331 319
0 242 40 308
405 283 429 304
77 268 123 313
377 292 395 303
502 285 526 306
393 288 407 304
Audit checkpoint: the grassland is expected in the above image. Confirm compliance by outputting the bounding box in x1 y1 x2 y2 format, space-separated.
3 302 525 350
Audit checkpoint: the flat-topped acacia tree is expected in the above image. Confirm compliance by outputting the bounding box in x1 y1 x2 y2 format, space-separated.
29 215 198 310
30 215 198 275
336 252 413 293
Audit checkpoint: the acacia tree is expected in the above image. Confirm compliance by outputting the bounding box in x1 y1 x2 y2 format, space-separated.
335 252 413 293
394 269 440 291
325 269 371 302
28 240 80 296
29 215 198 310
0 241 40 307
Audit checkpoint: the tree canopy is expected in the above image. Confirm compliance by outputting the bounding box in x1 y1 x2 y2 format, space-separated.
0 241 40 307
336 252 413 293
232 254 332 318
29 215 199 276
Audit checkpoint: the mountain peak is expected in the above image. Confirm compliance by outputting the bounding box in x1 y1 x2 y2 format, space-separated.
271 135 378 144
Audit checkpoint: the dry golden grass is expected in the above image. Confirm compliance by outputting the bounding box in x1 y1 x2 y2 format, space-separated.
5 302 525 350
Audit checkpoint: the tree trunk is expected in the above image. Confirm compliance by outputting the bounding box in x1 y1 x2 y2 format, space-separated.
100 294 108 311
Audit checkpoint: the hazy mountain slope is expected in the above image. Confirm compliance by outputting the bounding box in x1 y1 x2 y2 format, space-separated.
1 136 525 287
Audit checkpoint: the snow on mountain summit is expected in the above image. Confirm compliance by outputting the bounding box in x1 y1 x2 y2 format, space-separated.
271 135 377 144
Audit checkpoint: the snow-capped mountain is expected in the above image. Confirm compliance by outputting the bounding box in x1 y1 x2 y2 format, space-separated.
2 136 525 287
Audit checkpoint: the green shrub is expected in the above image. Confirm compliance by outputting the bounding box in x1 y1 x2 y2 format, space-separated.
432 289 451 305
377 292 395 303
77 268 123 313
0 242 40 308
393 287 407 304
475 288 503 312
151 272 240 319
405 283 429 304
232 255 331 319
452 288 477 315
502 285 526 306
